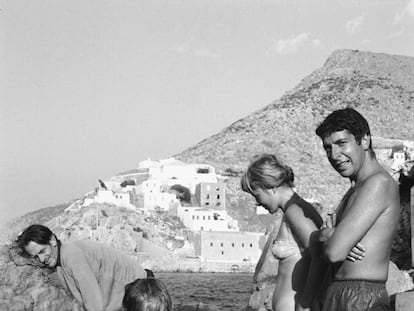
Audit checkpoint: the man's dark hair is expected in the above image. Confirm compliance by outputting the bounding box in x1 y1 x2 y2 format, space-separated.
17 224 54 250
315 108 372 148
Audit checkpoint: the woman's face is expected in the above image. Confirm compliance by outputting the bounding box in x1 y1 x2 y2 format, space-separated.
252 187 278 214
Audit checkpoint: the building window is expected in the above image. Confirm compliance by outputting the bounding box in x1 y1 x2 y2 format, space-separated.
220 243 224 247
250 243 253 247
221 251 224 255
208 216 210 220
192 215 195 220
216 202 220 206
206 194 210 199
232 243 234 247
197 216 199 220
203 216 205 220
217 194 220 199
210 242 213 247
242 243 244 248
205 202 209 206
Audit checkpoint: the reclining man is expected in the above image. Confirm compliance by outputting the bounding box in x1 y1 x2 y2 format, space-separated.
314 108 400 310
17 224 150 311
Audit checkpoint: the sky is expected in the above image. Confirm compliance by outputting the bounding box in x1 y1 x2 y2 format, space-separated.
1 0 414 227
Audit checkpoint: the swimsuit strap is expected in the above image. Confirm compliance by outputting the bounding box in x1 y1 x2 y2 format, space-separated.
281 192 301 213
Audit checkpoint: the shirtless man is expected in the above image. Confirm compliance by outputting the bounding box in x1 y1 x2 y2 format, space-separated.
314 108 400 311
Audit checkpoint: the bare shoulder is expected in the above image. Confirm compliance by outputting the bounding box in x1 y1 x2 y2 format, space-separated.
358 170 399 211
362 169 397 192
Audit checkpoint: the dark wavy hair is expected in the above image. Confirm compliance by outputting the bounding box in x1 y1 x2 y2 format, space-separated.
241 154 294 194
315 108 372 149
123 278 172 311
17 224 55 250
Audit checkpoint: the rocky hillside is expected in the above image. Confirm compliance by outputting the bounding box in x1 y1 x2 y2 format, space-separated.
175 49 414 232
2 49 413 244
1 49 413 311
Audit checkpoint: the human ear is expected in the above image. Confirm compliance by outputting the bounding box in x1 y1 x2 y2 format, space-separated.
361 134 370 150
49 236 57 247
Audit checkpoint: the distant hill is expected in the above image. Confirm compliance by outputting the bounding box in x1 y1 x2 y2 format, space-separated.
2 49 413 311
3 49 413 237
175 49 414 231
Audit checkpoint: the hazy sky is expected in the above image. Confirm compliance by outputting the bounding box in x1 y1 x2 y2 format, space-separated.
1 0 414 226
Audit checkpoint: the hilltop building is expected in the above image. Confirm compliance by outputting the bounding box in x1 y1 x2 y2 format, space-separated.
393 151 407 171
171 206 239 232
195 182 226 209
138 158 220 194
80 189 136 209
136 179 179 211
64 156 265 266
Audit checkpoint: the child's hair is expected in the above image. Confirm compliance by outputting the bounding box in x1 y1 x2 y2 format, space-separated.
123 278 172 311
315 107 372 148
241 154 294 194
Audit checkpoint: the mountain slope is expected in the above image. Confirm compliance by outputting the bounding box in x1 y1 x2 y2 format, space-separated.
3 50 413 235
175 49 414 230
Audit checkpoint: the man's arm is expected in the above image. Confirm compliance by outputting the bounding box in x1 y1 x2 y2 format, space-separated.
64 245 104 311
323 174 392 263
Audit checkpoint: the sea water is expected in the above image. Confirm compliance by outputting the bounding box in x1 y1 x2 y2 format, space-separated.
157 272 254 311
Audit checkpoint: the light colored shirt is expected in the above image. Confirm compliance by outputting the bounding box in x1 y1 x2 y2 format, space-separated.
57 240 146 311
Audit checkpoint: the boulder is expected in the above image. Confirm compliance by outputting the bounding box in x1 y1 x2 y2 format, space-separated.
0 244 81 311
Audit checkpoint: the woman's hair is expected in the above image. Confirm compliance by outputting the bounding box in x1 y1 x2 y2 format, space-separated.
123 278 172 311
241 154 294 194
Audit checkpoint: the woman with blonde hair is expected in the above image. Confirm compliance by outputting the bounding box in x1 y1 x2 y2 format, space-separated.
241 154 324 311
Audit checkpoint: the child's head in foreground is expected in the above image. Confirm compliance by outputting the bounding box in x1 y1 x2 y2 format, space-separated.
123 278 172 311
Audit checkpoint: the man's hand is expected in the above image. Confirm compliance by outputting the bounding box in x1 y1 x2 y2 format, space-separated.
317 227 334 243
347 242 366 262
317 213 335 243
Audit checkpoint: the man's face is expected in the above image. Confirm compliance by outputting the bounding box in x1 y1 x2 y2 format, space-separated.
24 238 58 268
322 130 368 179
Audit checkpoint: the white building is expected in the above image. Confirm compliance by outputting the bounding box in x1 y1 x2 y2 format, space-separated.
82 189 135 209
195 231 265 263
256 205 268 215
136 179 179 211
137 157 220 194
392 151 406 170
181 207 239 232
101 179 122 191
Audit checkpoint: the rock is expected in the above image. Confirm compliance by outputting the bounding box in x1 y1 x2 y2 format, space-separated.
247 219 281 311
386 261 414 296
0 245 81 311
